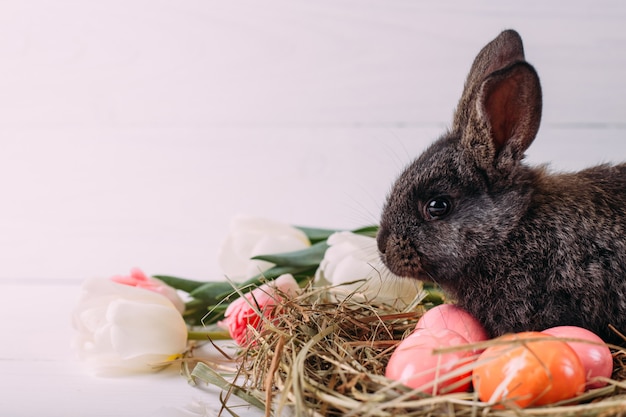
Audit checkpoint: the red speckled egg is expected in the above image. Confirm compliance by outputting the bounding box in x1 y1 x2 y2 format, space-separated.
416 304 489 343
542 326 613 389
385 327 476 394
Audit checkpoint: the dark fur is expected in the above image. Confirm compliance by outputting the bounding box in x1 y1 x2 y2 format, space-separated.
377 30 626 344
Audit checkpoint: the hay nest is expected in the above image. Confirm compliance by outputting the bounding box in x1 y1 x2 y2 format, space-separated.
229 286 626 417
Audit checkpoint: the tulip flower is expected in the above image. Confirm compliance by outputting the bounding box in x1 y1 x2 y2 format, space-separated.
316 231 421 305
111 267 185 314
217 215 311 281
72 277 188 375
219 274 300 346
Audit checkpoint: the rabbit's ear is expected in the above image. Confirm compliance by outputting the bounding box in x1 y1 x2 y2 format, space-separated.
465 30 525 94
453 30 526 131
464 62 542 168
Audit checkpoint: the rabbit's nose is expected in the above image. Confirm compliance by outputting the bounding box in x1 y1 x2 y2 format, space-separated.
376 227 389 255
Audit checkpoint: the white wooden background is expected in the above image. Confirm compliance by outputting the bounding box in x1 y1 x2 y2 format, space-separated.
1 1 625 416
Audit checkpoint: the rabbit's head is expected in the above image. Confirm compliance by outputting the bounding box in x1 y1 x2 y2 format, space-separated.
377 30 542 290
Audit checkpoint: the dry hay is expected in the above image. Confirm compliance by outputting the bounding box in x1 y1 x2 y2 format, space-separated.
229 286 626 417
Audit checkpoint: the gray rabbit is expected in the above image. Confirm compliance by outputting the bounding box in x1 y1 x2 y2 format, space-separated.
377 29 626 345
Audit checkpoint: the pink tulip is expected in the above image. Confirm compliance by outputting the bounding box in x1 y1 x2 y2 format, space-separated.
221 274 300 346
111 268 185 314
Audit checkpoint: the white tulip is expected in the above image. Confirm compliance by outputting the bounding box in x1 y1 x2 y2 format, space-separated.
316 231 421 305
217 215 310 281
72 278 188 375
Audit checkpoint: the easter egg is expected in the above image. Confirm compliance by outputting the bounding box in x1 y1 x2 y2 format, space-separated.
385 327 475 394
416 304 489 343
542 326 613 389
473 332 586 408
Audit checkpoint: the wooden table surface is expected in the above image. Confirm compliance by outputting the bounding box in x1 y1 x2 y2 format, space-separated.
1 1 625 415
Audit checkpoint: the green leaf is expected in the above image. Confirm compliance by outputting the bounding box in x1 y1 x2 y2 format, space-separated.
191 362 265 411
152 275 209 293
351 225 379 237
189 281 239 302
242 265 318 286
251 241 328 268
297 224 379 242
295 225 341 243
181 299 230 325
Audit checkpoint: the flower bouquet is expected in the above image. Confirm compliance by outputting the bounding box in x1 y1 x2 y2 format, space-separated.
72 216 626 417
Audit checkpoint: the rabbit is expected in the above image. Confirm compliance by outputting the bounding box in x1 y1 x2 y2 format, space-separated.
377 29 626 345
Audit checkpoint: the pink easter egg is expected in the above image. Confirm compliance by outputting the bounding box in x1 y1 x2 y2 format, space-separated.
542 326 613 389
417 304 489 343
385 327 476 394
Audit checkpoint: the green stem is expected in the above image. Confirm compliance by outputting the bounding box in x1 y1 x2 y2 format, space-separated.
187 330 232 341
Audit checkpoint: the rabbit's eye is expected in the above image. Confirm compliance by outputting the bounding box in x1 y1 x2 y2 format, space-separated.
424 197 452 220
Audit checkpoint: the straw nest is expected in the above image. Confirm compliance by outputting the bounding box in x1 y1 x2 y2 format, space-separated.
230 286 626 417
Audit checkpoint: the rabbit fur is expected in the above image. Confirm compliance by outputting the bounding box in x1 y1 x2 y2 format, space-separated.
377 29 626 344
